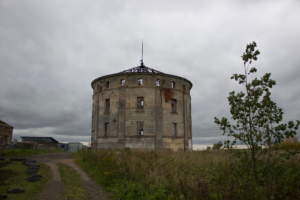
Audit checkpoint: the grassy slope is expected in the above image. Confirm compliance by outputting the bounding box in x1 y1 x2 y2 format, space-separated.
0 160 51 200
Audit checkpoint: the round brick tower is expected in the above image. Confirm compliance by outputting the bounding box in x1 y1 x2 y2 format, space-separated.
91 62 192 151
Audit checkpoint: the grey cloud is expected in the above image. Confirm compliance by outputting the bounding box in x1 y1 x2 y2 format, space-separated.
1 0 299 145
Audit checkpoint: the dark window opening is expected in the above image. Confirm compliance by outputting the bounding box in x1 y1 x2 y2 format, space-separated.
156 79 160 86
105 123 109 136
138 78 143 85
171 99 177 113
106 81 110 89
162 80 165 86
121 79 125 86
137 122 144 136
171 81 175 89
137 97 144 110
172 123 177 136
105 99 110 112
97 85 99 91
183 85 185 91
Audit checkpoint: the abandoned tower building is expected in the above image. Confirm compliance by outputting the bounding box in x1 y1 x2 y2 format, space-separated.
91 61 192 151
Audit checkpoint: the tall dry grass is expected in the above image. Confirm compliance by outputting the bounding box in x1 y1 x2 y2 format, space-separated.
73 148 300 200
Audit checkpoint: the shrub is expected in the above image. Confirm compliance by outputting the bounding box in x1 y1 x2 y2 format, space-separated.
212 143 222 150
279 136 300 150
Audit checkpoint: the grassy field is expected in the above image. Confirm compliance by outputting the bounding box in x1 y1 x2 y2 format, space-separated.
0 160 51 200
73 149 300 200
58 163 88 200
2 148 64 157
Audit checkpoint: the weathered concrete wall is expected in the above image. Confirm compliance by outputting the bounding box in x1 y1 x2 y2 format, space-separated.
91 72 192 151
125 137 155 150
97 89 119 137
163 137 184 151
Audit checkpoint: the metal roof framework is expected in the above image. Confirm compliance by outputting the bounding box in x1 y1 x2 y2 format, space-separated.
120 65 164 74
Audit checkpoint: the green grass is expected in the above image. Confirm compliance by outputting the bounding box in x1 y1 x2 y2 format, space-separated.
2 148 63 157
72 149 230 200
57 163 88 200
72 149 300 200
0 160 51 200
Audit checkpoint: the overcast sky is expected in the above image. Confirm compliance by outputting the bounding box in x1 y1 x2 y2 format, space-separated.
1 0 299 145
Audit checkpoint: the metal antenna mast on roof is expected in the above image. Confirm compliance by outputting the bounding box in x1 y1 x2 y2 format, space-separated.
140 40 144 67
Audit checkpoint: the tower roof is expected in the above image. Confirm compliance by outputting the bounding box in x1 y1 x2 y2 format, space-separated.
119 64 164 74
91 62 192 89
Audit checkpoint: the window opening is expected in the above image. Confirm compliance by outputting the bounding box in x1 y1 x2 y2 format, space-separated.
105 123 109 136
105 99 110 112
121 79 125 86
138 78 143 85
162 80 165 86
137 97 144 110
171 99 177 113
172 123 177 136
183 85 185 91
171 81 175 89
106 81 110 89
137 122 144 136
156 79 160 86
97 85 99 91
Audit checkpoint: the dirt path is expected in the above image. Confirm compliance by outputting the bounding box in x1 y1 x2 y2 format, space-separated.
20 152 109 200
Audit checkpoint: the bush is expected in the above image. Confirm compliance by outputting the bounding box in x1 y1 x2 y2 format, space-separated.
279 136 300 150
212 143 222 150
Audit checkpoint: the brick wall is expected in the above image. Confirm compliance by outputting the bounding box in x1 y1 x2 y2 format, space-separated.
0 136 3 157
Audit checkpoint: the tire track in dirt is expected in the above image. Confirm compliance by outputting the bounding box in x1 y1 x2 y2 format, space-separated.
41 162 64 200
58 159 108 200
20 152 109 200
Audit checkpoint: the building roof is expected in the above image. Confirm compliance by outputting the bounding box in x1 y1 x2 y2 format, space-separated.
0 120 14 128
21 136 59 144
91 62 193 89
119 63 164 74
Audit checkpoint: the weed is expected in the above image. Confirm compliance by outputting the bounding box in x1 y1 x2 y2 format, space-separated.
73 149 300 199
57 163 88 200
